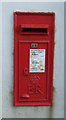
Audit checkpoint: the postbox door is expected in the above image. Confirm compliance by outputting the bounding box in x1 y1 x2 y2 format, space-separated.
19 41 49 102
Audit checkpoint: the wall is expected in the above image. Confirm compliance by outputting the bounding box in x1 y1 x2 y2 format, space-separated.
2 2 64 118
0 2 2 120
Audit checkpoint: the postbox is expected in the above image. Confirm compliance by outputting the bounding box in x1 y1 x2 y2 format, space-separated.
14 12 55 106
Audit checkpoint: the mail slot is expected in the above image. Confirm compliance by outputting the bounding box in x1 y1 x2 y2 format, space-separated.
19 24 49 35
14 12 55 106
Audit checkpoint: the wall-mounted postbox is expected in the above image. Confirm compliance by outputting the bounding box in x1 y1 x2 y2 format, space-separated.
14 12 55 106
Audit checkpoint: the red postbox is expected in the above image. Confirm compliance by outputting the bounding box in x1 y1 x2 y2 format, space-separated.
14 12 55 106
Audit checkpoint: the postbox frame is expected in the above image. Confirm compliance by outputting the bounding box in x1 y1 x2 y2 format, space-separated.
14 12 55 106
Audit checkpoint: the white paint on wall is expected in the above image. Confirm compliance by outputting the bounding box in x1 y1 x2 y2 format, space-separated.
2 2 64 118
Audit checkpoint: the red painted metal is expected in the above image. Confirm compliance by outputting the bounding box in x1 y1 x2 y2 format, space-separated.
14 12 55 106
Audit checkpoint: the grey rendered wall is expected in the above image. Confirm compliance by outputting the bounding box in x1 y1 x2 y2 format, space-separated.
0 2 2 120
2 2 64 118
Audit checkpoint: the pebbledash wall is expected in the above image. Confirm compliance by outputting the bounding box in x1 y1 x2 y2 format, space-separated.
2 2 64 118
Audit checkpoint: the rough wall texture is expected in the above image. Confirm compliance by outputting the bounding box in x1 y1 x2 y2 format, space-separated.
2 2 64 118
0 2 2 120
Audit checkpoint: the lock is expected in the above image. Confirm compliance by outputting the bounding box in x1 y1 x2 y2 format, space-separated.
23 68 28 76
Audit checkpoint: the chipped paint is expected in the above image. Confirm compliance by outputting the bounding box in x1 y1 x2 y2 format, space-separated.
48 86 56 118
10 90 13 96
